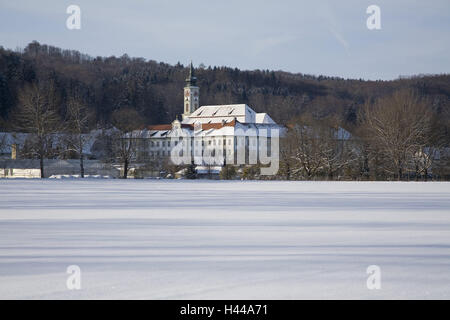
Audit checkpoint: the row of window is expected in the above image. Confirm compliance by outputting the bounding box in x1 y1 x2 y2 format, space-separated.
149 138 234 148
150 140 178 147
145 149 235 157
147 137 266 149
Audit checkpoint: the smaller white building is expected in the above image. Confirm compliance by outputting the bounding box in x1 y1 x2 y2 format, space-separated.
0 159 120 178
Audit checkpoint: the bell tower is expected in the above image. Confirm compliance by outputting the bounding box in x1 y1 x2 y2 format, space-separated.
182 62 199 120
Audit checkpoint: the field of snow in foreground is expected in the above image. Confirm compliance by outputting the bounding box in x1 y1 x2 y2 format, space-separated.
0 180 449 299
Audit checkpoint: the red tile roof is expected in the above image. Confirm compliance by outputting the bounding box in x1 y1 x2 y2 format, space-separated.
148 119 237 131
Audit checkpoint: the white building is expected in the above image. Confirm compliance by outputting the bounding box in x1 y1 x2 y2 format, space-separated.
140 63 283 168
0 159 120 178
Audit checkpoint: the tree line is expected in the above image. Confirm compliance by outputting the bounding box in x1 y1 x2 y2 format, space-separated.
0 41 449 180
275 89 450 181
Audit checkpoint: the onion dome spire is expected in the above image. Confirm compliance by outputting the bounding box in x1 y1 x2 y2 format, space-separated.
185 61 197 86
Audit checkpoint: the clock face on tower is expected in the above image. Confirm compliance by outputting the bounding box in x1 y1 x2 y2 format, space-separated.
185 90 190 97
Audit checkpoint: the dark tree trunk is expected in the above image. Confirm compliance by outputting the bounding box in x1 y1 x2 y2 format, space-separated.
363 155 369 180
80 154 84 178
40 155 44 179
79 136 84 178
123 159 128 179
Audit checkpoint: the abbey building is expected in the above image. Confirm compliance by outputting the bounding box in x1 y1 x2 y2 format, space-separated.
139 63 283 170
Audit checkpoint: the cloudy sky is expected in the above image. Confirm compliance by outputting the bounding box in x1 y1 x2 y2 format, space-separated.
0 0 449 80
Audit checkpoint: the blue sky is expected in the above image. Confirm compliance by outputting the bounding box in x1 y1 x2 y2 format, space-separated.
0 0 449 80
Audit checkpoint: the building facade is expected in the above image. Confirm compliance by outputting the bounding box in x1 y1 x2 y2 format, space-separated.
137 63 283 170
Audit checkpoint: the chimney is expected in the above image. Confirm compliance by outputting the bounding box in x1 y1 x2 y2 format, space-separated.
11 144 17 160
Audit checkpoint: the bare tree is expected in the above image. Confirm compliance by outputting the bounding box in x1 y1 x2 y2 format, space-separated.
286 122 324 179
111 108 144 179
13 81 61 178
0 133 7 155
363 89 433 181
283 115 358 180
411 147 439 181
65 92 92 177
410 112 448 181
278 133 296 180
320 127 356 180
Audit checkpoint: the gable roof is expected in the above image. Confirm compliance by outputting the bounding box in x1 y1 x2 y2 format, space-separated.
182 104 258 124
255 113 275 124
190 104 248 117
148 123 192 131
146 119 238 136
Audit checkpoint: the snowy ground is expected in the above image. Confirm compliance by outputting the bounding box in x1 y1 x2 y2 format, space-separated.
0 179 449 299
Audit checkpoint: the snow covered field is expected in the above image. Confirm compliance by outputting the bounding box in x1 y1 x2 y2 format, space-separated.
0 180 449 299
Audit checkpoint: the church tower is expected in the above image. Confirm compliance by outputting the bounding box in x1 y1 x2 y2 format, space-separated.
182 62 199 120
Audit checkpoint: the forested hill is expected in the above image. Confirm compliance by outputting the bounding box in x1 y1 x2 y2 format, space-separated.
1 41 449 131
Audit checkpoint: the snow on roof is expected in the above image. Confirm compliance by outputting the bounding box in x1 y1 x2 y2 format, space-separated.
335 127 352 140
190 104 247 118
255 113 275 124
0 159 118 169
182 104 260 124
195 166 223 174
145 119 283 138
